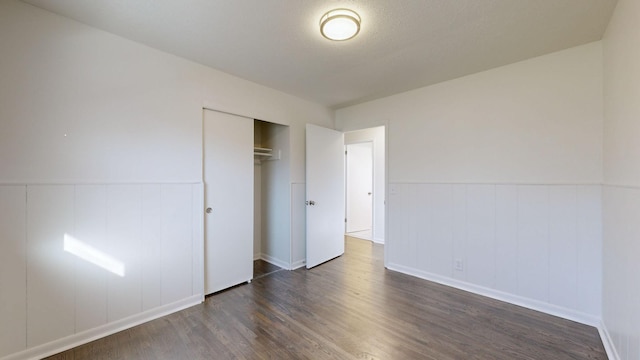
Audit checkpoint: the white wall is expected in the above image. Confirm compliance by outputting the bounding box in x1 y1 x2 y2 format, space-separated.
344 127 386 243
254 163 262 260
602 0 640 358
254 122 263 260
336 42 604 323
336 43 603 185
260 123 292 268
0 1 332 359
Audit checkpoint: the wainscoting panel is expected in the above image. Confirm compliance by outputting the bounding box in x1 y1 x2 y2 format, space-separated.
516 185 550 303
0 183 203 360
602 185 640 360
74 185 108 333
494 185 518 295
26 185 77 347
422 184 455 277
387 183 602 321
290 183 306 269
466 184 496 289
0 186 27 357
160 184 194 305
141 185 163 312
548 186 579 310
576 186 602 316
106 185 143 323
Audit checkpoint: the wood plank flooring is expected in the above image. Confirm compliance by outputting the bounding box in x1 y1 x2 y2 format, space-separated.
46 237 607 359
253 259 283 279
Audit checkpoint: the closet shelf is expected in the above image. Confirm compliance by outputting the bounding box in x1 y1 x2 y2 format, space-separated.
254 147 273 157
254 146 281 161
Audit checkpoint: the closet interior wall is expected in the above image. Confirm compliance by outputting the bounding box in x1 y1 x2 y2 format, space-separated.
254 120 291 269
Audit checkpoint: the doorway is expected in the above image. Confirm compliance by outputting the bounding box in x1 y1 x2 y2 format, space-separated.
343 126 385 244
345 142 373 240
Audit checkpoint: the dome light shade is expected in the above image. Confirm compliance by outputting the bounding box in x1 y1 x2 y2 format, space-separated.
320 9 361 41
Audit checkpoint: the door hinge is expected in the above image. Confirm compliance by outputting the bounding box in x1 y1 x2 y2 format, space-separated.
345 150 347 155
345 218 347 223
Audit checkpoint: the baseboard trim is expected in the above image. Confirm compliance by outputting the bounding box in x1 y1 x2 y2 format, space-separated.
260 253 291 270
290 259 306 270
372 237 385 244
386 263 600 327
1 295 203 360
598 321 620 360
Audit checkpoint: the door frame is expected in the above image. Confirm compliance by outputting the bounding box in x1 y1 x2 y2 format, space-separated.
343 125 387 249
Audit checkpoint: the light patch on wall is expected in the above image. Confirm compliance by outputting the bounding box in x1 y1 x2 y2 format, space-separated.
64 233 126 277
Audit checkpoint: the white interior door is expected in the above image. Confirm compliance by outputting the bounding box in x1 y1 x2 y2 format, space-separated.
306 124 345 269
346 142 373 233
204 110 253 294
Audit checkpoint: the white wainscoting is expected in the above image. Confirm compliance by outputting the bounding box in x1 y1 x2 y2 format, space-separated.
601 185 640 360
387 183 602 324
0 183 204 360
0 186 27 356
290 183 306 269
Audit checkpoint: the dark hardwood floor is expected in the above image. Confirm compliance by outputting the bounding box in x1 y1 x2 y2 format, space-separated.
253 259 283 279
46 237 607 359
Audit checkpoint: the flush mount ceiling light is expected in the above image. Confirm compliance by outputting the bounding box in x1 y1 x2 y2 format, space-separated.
320 8 361 41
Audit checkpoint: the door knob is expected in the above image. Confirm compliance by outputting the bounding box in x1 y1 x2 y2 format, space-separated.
205 207 213 214
368 192 372 195
306 200 316 206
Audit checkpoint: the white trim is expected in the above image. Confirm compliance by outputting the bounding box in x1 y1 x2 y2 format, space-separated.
290 259 306 270
603 183 640 190
253 253 262 261
201 105 289 127
0 181 202 186
388 181 603 186
260 253 291 270
372 237 385 244
385 263 601 326
1 295 203 360
598 321 620 360
384 120 390 269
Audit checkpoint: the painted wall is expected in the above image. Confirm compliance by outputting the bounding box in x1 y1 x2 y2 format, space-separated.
344 127 386 243
336 42 604 323
254 122 263 260
260 122 292 268
602 0 640 358
0 1 332 359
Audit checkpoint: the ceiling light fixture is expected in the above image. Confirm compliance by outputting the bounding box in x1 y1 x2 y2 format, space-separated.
320 9 361 41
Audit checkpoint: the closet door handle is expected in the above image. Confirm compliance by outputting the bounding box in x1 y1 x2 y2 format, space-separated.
205 207 213 214
306 200 316 206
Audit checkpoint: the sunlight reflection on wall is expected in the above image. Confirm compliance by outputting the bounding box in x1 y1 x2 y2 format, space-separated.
63 233 126 277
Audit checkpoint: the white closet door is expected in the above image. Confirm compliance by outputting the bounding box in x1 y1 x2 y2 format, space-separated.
204 110 253 294
306 124 345 269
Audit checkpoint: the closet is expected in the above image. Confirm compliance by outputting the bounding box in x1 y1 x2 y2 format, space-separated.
203 110 290 295
253 120 290 270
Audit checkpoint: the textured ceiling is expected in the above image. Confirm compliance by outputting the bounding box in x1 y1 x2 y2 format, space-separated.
22 0 617 109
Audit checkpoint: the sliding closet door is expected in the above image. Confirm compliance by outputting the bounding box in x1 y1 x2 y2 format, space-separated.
203 110 253 294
